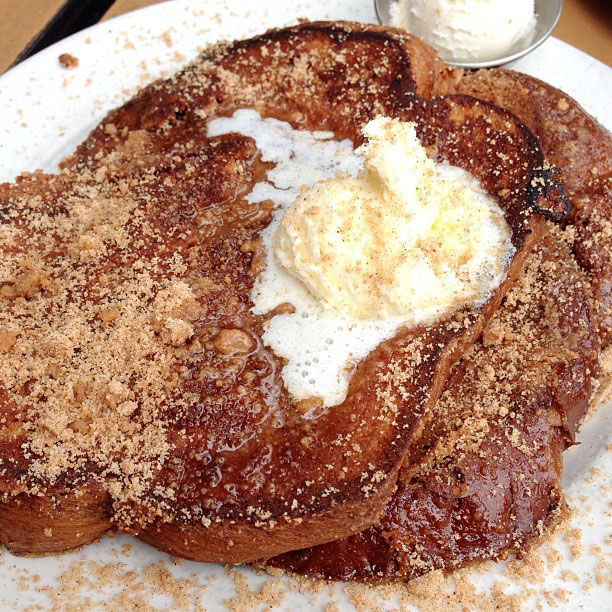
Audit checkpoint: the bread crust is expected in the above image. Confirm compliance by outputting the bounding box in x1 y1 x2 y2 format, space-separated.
0 481 111 555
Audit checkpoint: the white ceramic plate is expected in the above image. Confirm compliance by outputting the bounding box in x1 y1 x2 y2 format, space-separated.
0 1 610 609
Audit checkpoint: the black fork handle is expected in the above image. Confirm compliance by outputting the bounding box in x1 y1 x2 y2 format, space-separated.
11 0 116 69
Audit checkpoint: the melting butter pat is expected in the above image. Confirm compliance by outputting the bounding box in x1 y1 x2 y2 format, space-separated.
275 116 513 321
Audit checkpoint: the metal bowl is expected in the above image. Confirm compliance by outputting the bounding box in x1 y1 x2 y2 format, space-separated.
374 0 563 68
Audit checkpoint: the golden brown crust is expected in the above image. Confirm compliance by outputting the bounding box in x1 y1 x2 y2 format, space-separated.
0 481 111 555
0 22 562 562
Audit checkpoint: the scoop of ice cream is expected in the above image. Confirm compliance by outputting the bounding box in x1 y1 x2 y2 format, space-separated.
274 116 513 320
209 111 515 406
390 0 536 63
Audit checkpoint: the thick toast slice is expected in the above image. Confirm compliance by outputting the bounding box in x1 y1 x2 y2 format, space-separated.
0 23 562 562
268 70 611 580
268 225 599 580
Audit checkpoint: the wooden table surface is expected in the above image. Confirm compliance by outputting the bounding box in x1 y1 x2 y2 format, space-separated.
1 0 610 73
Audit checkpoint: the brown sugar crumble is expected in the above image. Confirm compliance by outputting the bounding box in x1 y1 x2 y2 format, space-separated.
58 53 79 69
1 508 608 612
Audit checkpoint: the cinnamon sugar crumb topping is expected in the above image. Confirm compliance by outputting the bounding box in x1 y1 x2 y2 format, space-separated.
0 139 213 525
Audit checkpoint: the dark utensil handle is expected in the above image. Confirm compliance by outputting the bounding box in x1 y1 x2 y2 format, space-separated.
11 0 116 68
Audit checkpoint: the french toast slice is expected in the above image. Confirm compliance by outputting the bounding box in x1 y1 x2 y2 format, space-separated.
268 225 600 580
0 23 563 563
268 70 612 580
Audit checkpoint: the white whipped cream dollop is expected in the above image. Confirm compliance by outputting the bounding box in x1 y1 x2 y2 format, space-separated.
208 110 513 407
